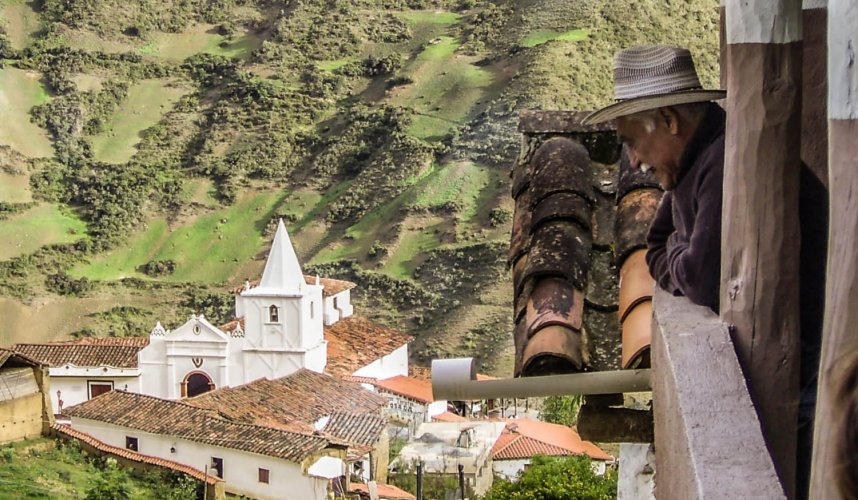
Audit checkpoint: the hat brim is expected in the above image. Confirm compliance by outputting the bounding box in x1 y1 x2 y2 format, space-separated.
582 89 727 125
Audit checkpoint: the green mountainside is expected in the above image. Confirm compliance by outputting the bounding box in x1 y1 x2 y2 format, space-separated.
0 0 718 375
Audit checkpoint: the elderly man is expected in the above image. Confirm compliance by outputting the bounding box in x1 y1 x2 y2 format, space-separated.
584 45 828 500
584 46 726 312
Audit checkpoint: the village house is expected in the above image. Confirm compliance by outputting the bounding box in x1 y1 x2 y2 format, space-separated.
0 349 52 443
490 419 613 480
64 390 348 500
360 375 447 434
183 368 391 485
11 220 412 413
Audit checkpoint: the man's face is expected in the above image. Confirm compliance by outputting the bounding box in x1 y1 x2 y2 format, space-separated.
615 112 683 190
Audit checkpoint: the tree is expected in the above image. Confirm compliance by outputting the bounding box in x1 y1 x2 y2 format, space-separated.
540 395 583 427
85 460 132 500
481 455 617 500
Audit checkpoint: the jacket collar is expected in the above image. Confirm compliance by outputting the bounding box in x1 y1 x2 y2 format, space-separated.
675 103 725 185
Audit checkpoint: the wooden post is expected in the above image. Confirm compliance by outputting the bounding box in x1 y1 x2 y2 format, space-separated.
809 2 858 498
722 0 803 497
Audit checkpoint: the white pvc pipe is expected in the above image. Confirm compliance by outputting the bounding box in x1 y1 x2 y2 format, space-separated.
431 358 652 401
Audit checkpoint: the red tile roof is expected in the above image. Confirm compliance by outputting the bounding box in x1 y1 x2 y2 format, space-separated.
372 376 434 404
350 482 416 500
322 411 386 448
432 412 467 422
218 318 245 334
324 316 412 378
12 338 149 368
230 276 357 297
186 369 386 430
0 348 45 367
53 424 220 486
64 390 338 462
491 419 612 461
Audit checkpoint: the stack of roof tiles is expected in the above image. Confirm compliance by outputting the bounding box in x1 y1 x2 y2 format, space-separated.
13 337 149 368
64 390 339 463
511 111 662 375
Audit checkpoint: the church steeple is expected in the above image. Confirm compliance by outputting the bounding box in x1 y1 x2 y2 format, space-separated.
253 219 304 295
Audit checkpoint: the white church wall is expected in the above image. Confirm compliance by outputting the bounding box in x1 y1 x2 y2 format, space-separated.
323 296 341 326
353 344 408 380
52 375 140 414
70 418 330 500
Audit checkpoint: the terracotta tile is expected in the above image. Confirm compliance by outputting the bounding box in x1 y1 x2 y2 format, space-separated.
520 325 586 376
229 275 356 297
509 189 533 265
525 277 584 336
513 318 528 376
614 187 661 264
584 250 619 310
523 220 592 290
621 300 652 369
529 137 593 205
531 192 591 232
512 255 529 321
590 192 617 248
618 249 655 322
511 160 531 200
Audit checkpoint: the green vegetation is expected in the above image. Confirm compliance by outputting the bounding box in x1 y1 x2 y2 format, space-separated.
89 79 190 163
0 172 32 203
481 455 618 500
389 36 493 139
1 0 41 50
521 29 589 47
0 203 87 260
540 395 584 427
0 68 53 158
0 438 199 499
72 189 286 283
140 26 261 61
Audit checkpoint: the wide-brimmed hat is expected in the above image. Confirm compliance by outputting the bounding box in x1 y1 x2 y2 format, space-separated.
582 46 726 125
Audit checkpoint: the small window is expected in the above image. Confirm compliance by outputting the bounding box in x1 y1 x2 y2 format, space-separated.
125 436 138 451
89 381 113 399
258 468 270 484
211 457 224 479
269 305 279 323
310 301 315 319
333 297 339 310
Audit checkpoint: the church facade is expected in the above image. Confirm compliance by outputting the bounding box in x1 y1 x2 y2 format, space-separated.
13 220 408 411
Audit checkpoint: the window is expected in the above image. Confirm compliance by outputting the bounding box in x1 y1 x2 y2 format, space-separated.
258 468 270 484
310 301 315 319
268 305 279 323
211 457 224 479
125 436 138 451
333 297 339 310
88 381 113 399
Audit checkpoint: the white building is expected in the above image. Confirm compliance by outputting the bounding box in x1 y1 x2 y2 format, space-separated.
64 390 346 500
13 220 411 411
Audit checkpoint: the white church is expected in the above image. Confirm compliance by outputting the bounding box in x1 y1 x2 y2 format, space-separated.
13 220 412 411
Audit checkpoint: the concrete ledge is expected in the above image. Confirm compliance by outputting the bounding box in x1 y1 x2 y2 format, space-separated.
652 289 784 499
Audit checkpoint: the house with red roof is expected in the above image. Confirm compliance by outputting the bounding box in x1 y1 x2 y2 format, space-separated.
491 419 614 480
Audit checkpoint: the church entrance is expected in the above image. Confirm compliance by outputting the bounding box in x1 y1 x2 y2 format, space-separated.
182 371 215 398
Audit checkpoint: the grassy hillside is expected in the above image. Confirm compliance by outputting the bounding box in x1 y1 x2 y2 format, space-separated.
0 0 719 374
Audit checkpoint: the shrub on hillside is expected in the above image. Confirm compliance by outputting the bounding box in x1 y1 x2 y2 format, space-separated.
45 272 93 296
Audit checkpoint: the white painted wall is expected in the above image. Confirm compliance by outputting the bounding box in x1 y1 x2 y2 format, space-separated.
353 344 408 380
70 418 331 500
493 458 530 480
323 290 353 326
51 373 140 414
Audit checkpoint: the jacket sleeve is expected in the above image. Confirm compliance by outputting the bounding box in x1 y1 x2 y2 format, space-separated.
646 192 677 293
664 163 722 310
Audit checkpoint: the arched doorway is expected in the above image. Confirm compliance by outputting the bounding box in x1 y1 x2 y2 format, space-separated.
182 371 215 398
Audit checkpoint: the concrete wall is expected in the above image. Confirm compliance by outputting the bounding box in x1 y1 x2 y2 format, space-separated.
0 392 43 443
651 289 784 499
71 418 331 500
353 345 408 380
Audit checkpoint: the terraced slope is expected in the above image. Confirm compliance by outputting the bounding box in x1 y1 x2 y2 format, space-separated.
0 0 718 373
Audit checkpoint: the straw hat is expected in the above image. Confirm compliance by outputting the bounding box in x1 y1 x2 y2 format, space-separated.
582 46 726 125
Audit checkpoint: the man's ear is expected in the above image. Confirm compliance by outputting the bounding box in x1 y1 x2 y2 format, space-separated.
660 108 680 135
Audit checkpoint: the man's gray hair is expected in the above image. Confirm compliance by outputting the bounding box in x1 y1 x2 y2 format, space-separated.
625 102 710 132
